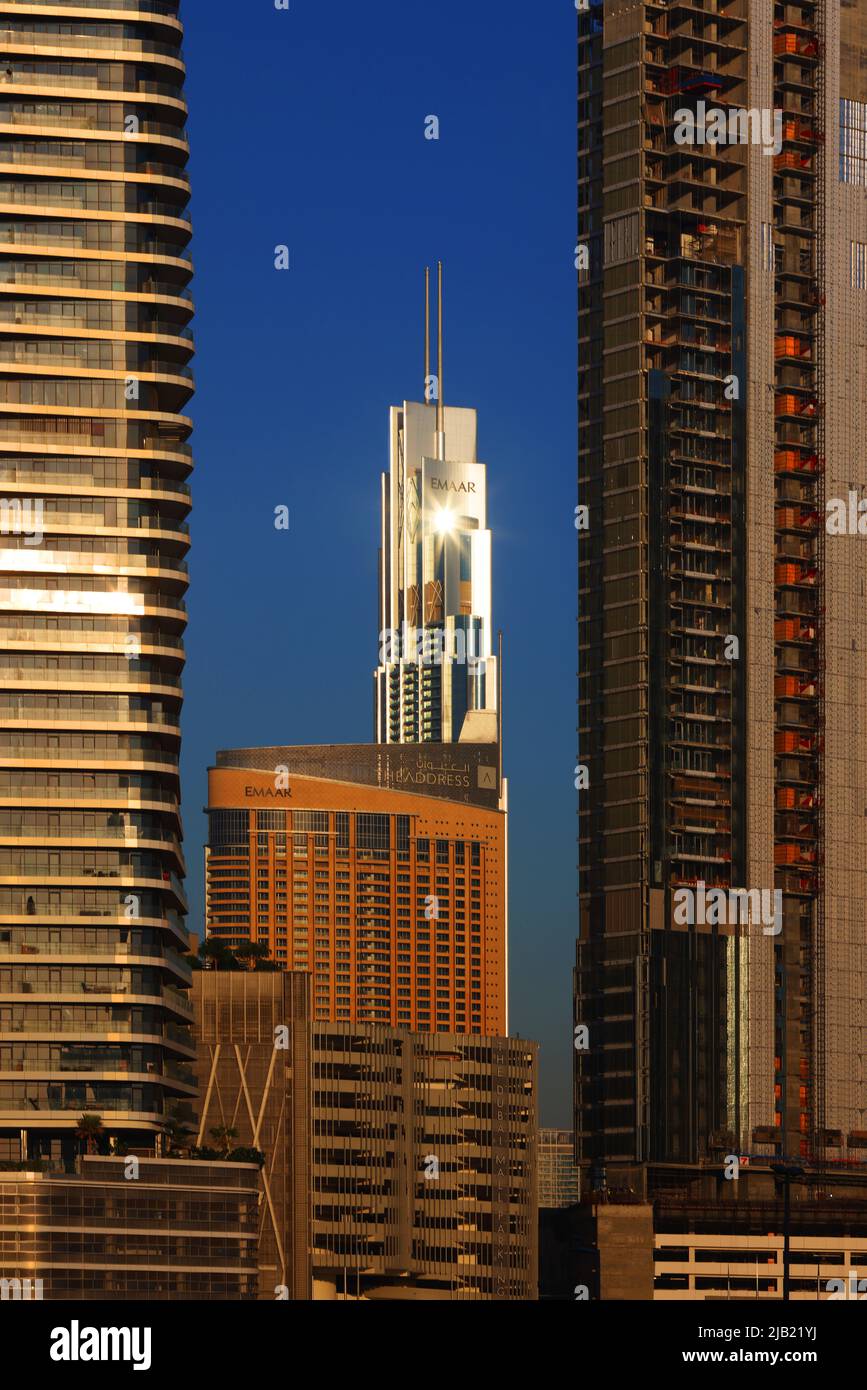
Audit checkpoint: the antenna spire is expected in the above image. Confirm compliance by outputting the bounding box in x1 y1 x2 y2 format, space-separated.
436 260 445 457
424 266 430 402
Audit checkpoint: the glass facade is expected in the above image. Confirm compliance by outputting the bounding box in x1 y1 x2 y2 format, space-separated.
0 0 194 1166
374 398 497 745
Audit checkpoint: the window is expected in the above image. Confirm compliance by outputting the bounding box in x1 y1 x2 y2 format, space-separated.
209 811 249 848
755 221 775 273
841 99 867 187
357 813 390 852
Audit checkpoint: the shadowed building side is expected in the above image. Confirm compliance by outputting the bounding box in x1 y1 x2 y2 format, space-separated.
192 970 311 1302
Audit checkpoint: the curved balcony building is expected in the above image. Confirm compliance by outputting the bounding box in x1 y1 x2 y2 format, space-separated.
0 0 195 1167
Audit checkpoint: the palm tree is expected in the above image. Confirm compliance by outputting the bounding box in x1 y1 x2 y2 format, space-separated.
210 1125 238 1158
75 1112 104 1155
234 942 272 971
197 938 240 971
161 1115 192 1155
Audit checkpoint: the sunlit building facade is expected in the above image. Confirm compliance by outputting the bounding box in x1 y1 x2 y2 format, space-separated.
0 0 195 1166
374 290 498 749
0 1155 259 1300
190 971 538 1302
205 743 508 1035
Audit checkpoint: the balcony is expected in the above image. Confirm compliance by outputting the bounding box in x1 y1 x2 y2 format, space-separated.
774 335 812 361
775 561 817 587
774 731 816 754
775 788 817 811
774 675 817 698
774 843 817 866
774 618 817 641
774 150 815 175
776 505 819 531
773 33 819 60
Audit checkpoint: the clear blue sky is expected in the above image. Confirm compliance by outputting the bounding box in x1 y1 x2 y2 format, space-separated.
180 0 576 1123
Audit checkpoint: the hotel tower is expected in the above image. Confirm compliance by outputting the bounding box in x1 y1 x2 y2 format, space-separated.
374 264 499 747
204 271 509 1035
0 0 195 1167
577 0 867 1172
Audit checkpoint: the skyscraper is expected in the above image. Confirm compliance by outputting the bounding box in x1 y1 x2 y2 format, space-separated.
204 743 508 1034
576 0 867 1171
375 265 498 746
0 0 195 1166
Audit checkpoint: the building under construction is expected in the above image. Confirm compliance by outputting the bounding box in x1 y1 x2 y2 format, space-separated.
576 0 867 1174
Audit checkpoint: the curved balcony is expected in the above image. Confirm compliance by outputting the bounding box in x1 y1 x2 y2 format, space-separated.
0 226 192 270
0 311 193 345
0 71 187 114
0 585 188 619
0 1019 195 1055
0 269 193 305
0 468 189 502
0 510 190 542
0 1104 172 1128
0 626 184 655
0 27 186 67
0 147 190 190
0 110 188 146
0 552 189 590
0 0 191 1157
0 0 182 24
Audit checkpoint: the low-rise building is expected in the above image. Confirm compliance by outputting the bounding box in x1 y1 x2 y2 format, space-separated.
0 1155 259 1300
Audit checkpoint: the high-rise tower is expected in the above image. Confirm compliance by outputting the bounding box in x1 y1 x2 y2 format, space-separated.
576 0 867 1173
0 0 195 1167
375 265 498 746
204 745 508 1035
201 272 509 1040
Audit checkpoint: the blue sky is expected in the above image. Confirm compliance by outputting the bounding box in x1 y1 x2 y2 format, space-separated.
180 0 576 1123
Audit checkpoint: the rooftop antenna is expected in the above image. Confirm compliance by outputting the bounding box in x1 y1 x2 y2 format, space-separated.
436 259 445 460
424 265 430 403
